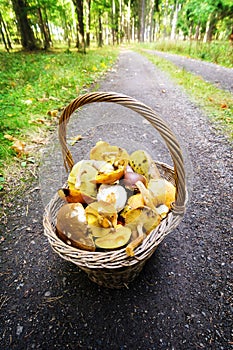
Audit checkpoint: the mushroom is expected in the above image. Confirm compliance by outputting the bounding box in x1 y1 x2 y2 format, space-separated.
94 167 125 184
85 200 118 229
156 204 170 218
124 206 161 235
56 203 95 251
95 225 132 249
148 178 176 208
129 150 160 180
58 188 96 204
125 224 146 257
97 184 127 212
127 193 144 209
89 141 129 184
120 193 144 219
135 180 159 213
90 141 129 164
123 167 147 190
67 160 94 189
67 160 98 201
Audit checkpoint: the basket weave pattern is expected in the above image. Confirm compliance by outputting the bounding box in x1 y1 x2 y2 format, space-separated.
43 92 187 288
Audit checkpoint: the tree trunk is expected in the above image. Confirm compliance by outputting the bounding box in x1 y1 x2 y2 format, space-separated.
112 0 116 45
75 22 80 48
0 23 9 52
229 26 233 45
126 0 131 43
139 0 145 42
170 2 181 40
194 23 201 41
0 11 12 51
86 0 91 47
98 11 103 47
203 14 216 42
37 7 50 49
149 0 155 42
73 0 86 53
11 0 38 50
43 8 52 45
119 0 123 43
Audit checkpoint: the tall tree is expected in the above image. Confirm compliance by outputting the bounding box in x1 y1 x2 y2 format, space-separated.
37 6 51 49
11 0 38 50
86 0 91 47
0 11 12 51
73 0 86 52
139 0 146 41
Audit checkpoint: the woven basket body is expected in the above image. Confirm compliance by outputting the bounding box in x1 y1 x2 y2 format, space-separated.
43 92 187 288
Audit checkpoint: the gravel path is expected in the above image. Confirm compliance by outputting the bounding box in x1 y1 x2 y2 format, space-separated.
1 49 232 350
144 49 233 93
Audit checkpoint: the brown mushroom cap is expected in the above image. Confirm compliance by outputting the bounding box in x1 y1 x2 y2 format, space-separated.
56 203 95 251
123 170 147 189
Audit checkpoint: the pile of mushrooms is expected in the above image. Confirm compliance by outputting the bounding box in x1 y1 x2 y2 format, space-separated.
56 141 176 256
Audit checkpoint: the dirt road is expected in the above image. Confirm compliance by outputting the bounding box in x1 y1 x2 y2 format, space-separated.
1 49 232 350
144 49 233 93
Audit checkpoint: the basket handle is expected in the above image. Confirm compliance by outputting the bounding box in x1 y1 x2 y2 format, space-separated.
59 92 186 214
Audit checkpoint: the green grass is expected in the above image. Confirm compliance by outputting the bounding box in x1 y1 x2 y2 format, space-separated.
137 48 233 141
0 46 119 174
137 40 233 68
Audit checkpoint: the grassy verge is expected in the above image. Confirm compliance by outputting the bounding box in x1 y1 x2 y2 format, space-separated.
0 46 119 194
136 48 233 141
137 41 233 68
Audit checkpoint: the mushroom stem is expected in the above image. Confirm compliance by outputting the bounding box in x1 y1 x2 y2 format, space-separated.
125 224 146 257
135 181 159 215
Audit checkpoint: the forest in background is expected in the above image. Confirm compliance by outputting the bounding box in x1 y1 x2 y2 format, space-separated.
1 0 233 52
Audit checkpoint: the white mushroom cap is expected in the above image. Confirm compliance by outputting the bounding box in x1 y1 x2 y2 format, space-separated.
97 184 127 212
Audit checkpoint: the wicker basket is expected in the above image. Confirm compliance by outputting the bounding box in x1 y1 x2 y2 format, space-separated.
43 92 187 288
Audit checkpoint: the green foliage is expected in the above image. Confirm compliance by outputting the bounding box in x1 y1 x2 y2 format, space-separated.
139 40 233 67
0 46 118 171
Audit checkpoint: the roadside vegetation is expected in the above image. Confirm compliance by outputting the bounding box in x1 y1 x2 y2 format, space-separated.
0 46 118 194
137 46 233 141
138 41 233 68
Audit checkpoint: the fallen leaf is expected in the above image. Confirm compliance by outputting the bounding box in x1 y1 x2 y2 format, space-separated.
221 103 228 109
47 110 59 117
69 134 83 146
4 134 17 141
11 139 27 157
